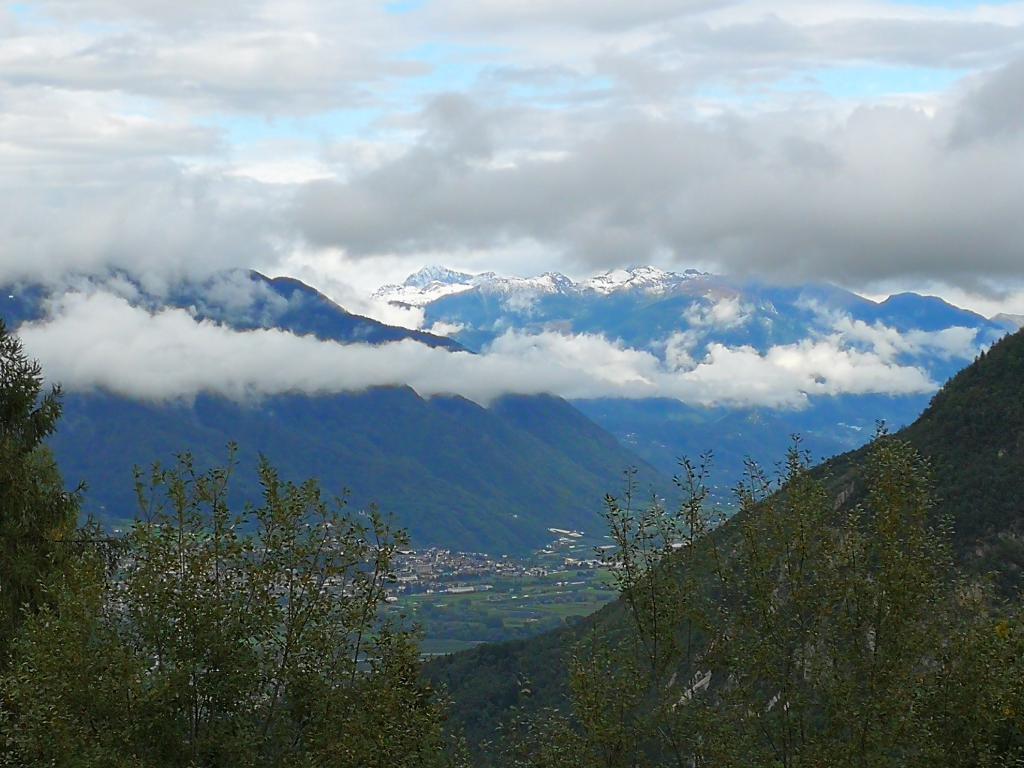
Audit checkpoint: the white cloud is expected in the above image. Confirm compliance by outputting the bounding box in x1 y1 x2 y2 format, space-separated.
826 312 981 361
428 320 466 336
17 289 937 408
663 329 702 371
684 295 752 329
2 0 1024 309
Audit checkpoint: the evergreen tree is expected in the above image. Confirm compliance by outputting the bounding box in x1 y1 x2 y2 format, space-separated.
0 319 79 663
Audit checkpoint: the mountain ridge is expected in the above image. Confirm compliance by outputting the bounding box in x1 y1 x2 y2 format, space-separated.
373 264 711 306
3 270 669 555
376 264 1007 490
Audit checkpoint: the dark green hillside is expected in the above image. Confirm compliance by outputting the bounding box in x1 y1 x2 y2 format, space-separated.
823 326 1024 586
5 274 668 555
429 328 1024 754
51 388 667 554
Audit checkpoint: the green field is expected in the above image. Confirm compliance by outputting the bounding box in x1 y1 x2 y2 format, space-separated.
388 567 617 649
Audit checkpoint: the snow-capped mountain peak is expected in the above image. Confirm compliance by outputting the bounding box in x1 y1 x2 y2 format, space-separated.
403 265 475 289
471 271 574 296
374 264 709 306
581 265 703 294
374 266 477 306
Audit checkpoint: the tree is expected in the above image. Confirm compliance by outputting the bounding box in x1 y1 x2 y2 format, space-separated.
710 434 957 767
567 458 727 768
1 451 465 768
0 319 79 663
526 434 1024 767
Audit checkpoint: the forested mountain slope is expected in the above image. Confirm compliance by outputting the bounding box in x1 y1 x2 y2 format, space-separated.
50 389 665 555
429 328 1024 751
4 272 666 554
824 325 1024 585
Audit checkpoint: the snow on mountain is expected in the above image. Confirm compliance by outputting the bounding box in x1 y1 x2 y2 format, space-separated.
375 265 708 306
403 266 476 289
580 265 704 295
373 266 477 306
472 271 575 296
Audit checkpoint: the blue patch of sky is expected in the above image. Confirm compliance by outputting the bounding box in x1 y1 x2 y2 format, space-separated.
385 42 494 106
396 42 490 90
887 0 1016 6
10 2 132 35
696 64 968 106
203 110 380 146
774 65 967 99
504 79 611 107
385 0 427 14
203 43 493 148
8 2 49 25
393 42 614 110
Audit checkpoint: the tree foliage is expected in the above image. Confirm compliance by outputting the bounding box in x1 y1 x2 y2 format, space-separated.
508 433 1024 767
1 452 465 768
0 319 79 662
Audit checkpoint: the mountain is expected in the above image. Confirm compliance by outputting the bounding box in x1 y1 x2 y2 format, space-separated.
3 270 464 350
50 389 665 554
379 265 999 377
571 394 905 499
825 327 1024 587
3 271 666 554
377 265 1007 487
372 264 709 308
374 266 479 307
427 328 1024 748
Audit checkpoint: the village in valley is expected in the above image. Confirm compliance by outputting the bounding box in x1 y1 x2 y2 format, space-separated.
387 529 616 655
391 528 607 595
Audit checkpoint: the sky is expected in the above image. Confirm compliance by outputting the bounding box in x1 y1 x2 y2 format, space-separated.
3 0 1024 406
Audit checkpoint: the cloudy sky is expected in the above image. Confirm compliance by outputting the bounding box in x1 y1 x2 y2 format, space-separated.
3 0 1023 406
2 0 1024 306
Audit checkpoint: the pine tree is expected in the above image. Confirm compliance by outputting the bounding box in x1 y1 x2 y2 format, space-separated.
0 319 79 662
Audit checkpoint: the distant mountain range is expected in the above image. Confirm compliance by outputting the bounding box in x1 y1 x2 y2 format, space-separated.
5 264 1015 554
377 264 1002 371
375 264 707 307
4 271 464 350
3 271 666 554
376 264 1009 486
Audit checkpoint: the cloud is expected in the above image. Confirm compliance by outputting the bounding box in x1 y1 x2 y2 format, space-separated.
2 0 1024 307
952 56 1024 144
0 163 282 292
293 79 1024 287
426 0 734 33
428 320 466 336
830 313 981 362
1 2 420 114
684 295 752 329
17 289 937 408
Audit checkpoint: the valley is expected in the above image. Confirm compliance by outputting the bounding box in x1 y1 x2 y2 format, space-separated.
388 530 618 652
5 5 1024 764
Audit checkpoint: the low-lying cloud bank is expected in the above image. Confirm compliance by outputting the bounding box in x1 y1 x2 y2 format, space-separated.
18 290 942 409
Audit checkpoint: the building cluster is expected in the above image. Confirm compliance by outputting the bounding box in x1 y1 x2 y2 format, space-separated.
391 548 549 594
